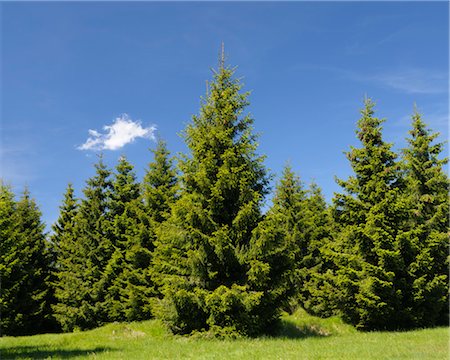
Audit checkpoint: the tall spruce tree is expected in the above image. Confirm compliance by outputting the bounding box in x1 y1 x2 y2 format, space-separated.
0 183 21 336
331 99 406 330
254 167 335 317
143 139 178 224
153 56 275 337
143 139 178 299
398 109 449 327
53 156 113 331
52 184 82 331
298 182 335 316
249 166 306 317
51 184 78 264
1 187 55 335
101 156 154 322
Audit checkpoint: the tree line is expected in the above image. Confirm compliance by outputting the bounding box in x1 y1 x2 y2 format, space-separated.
1 59 448 337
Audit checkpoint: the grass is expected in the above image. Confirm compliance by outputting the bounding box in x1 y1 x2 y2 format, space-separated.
1 309 448 359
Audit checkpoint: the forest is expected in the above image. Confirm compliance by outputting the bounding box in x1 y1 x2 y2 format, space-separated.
1 60 448 338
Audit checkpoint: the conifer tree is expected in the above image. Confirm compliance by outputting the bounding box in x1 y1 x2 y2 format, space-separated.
142 139 178 299
331 99 405 330
52 184 81 331
1 187 55 335
254 167 334 317
53 157 113 331
298 182 335 316
399 109 449 327
248 166 306 318
101 156 154 321
77 157 113 329
0 183 21 336
153 56 274 336
51 184 78 262
143 139 178 224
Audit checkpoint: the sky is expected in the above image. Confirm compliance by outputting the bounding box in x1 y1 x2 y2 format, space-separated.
1 1 449 231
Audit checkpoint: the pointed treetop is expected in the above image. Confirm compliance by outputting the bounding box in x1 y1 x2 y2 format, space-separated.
220 41 225 69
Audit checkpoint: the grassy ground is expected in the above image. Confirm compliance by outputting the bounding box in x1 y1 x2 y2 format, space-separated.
0 309 448 359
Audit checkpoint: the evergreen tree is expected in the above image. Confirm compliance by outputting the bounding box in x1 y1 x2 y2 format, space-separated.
0 183 21 336
143 139 178 224
331 99 405 330
248 166 306 318
52 184 81 331
51 184 78 263
153 57 274 337
101 156 154 322
1 187 55 335
298 182 335 316
254 167 335 318
398 108 449 327
53 156 113 331
142 139 178 298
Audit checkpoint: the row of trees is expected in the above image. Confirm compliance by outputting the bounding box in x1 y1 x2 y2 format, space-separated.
1 59 448 337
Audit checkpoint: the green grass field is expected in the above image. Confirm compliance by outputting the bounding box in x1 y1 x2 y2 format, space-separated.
1 309 448 359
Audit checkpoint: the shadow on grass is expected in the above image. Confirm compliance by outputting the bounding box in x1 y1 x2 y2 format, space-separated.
270 319 331 339
0 345 113 359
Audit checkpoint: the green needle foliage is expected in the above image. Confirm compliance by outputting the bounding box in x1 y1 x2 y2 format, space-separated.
0 183 20 336
53 156 113 331
331 99 405 330
102 156 154 322
153 59 275 337
255 167 335 318
249 166 306 318
398 109 449 327
52 184 80 331
51 184 78 262
143 139 178 299
143 139 178 225
0 186 54 336
298 182 335 317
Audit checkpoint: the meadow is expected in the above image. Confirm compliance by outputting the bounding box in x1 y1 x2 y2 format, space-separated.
1 309 448 360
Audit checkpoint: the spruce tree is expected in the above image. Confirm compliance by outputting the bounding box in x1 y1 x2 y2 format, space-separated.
142 139 178 299
0 183 21 336
143 139 178 224
298 182 335 316
399 108 449 327
1 187 55 335
51 184 78 263
52 184 81 331
153 57 274 337
53 156 113 331
331 99 405 330
254 167 335 318
248 166 306 318
101 156 154 322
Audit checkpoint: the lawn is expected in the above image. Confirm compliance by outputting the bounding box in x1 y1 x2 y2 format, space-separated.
1 309 448 359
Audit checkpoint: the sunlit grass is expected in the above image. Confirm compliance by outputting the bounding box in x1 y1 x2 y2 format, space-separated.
1 309 448 359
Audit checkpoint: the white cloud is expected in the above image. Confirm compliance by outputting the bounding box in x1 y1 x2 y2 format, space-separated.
78 114 156 151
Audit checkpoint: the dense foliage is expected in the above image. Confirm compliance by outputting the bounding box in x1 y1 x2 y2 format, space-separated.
152 62 277 337
329 100 449 330
1 57 448 337
330 99 407 330
53 157 114 331
0 185 55 336
101 156 153 323
399 109 449 327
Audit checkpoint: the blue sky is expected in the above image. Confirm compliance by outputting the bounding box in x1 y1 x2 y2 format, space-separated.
1 1 448 230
